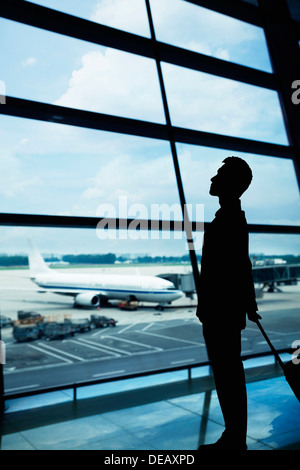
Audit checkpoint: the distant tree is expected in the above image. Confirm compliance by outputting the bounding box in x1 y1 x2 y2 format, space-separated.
62 253 116 264
0 255 28 267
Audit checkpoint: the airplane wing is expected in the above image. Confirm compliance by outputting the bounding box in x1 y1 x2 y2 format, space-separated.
0 284 107 297
41 287 108 297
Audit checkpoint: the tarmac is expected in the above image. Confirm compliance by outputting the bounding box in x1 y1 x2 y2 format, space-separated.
1 265 300 395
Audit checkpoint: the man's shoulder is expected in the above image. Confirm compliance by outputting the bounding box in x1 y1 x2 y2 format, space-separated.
215 208 247 225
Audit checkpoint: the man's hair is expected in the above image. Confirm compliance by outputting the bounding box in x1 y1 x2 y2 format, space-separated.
222 156 253 197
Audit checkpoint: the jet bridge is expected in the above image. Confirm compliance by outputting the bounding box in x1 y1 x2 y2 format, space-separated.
252 264 300 291
158 263 300 298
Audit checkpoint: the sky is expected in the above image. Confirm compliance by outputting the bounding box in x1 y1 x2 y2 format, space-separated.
0 0 299 257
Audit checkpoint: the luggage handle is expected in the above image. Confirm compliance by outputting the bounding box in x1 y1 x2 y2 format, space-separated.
255 319 285 370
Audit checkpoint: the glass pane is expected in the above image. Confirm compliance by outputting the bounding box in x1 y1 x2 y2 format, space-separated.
150 0 272 72
0 18 164 123
0 116 180 217
27 0 151 37
1 227 299 398
177 144 300 225
247 233 300 356
162 63 288 145
0 227 197 397
250 234 300 257
192 230 300 357
191 231 300 360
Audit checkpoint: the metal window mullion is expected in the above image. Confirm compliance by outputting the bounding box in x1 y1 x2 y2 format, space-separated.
258 0 300 192
144 0 200 292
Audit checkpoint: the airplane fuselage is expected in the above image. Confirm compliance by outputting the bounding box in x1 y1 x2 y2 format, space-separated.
32 271 183 304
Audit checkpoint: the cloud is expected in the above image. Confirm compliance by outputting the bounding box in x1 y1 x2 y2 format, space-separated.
162 63 287 144
50 1 290 225
54 50 286 147
149 0 270 70
90 0 150 37
2 1 297 252
0 149 42 199
72 149 181 218
177 144 300 226
55 49 165 123
89 0 268 69
53 0 285 145
21 57 37 67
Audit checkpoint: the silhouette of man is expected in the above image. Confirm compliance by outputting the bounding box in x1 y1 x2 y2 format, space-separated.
197 156 261 451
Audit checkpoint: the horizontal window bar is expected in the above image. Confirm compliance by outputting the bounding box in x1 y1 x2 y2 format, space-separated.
185 0 262 27
0 96 295 159
172 125 294 159
186 0 300 35
158 42 276 90
0 213 299 234
0 0 276 90
0 213 187 231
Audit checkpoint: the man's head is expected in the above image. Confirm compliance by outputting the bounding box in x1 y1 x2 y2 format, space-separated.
209 156 253 199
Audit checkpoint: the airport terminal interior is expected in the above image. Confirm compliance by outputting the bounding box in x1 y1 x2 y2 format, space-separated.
1 0 300 452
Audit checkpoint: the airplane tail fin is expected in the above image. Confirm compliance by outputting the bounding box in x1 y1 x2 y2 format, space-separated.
27 239 51 277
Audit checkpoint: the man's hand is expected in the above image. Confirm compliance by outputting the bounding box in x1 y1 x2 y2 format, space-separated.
196 306 203 323
247 311 262 323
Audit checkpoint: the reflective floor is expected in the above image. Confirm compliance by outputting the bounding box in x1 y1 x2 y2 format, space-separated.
1 369 300 451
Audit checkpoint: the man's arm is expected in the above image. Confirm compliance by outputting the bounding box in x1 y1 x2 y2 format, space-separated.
238 219 262 323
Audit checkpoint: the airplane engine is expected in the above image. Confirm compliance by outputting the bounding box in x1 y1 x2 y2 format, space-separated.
74 293 100 307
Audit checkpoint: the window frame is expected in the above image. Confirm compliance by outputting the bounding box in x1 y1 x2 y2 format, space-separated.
0 0 299 403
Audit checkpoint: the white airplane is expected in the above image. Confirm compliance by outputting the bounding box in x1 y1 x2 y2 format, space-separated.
28 240 184 309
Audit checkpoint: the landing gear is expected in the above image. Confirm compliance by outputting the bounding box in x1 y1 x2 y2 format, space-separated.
155 304 165 311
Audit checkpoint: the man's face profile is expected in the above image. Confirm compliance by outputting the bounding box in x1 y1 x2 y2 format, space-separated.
209 165 228 197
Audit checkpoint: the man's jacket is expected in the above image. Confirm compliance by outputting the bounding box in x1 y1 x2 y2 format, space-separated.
196 199 258 329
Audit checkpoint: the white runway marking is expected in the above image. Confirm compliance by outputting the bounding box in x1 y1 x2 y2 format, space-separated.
38 342 85 362
142 322 154 331
117 323 138 334
78 337 131 356
67 339 121 357
27 344 73 363
138 330 202 345
104 335 163 351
